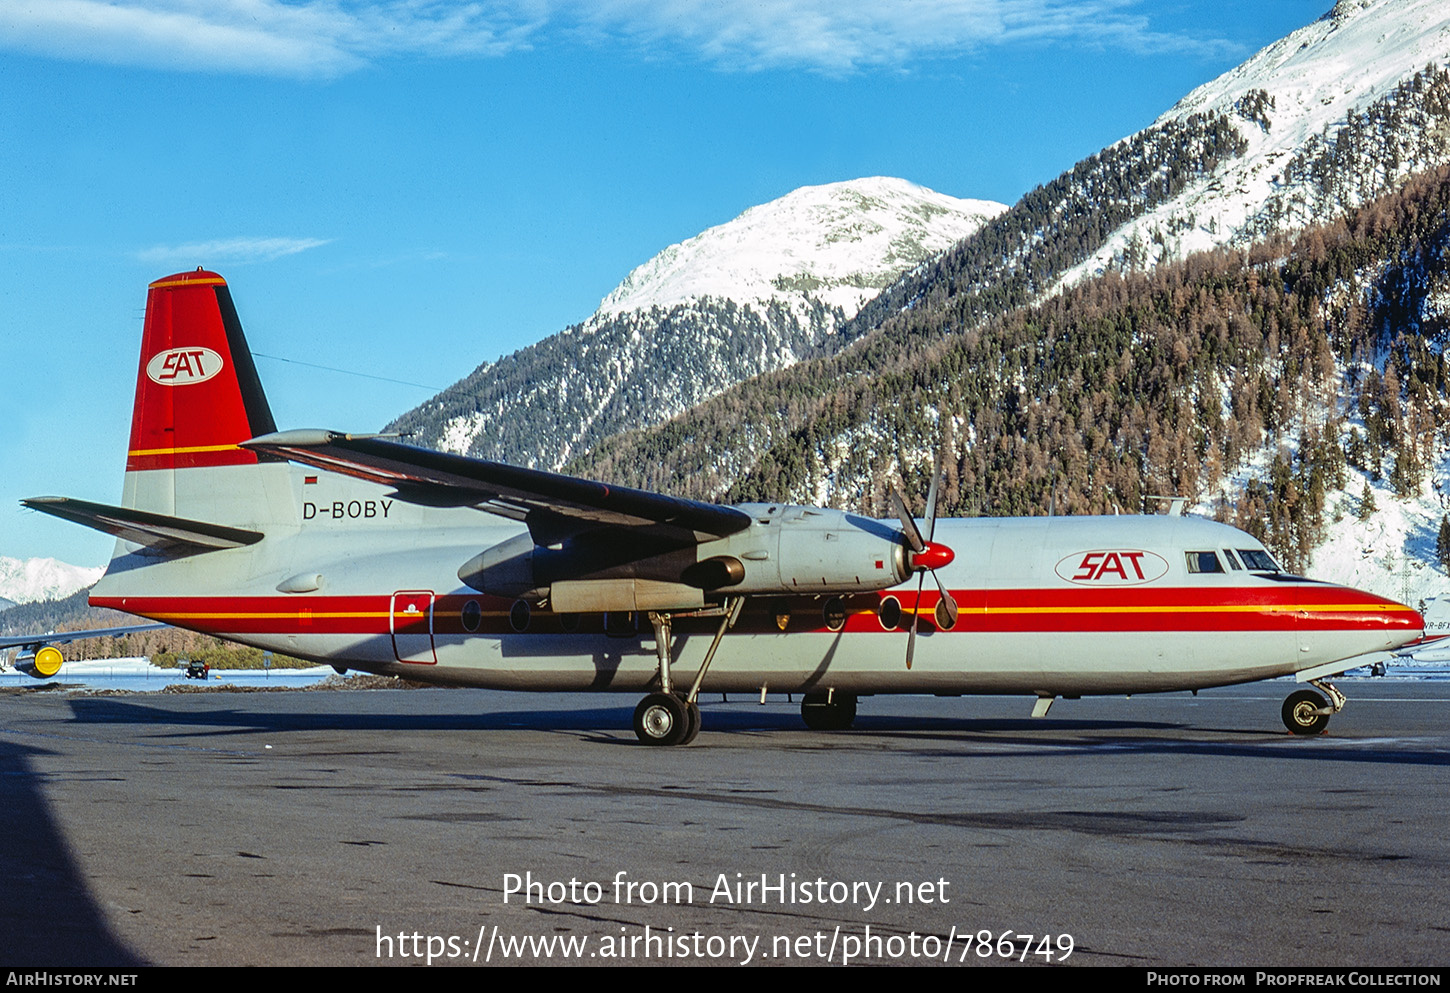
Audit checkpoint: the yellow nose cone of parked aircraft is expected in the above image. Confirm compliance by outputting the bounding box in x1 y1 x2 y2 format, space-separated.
32 646 63 678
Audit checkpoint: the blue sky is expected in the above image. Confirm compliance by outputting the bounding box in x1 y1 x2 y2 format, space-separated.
1 0 1326 565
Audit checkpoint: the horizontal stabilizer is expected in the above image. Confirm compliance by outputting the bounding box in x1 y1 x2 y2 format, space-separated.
22 496 263 555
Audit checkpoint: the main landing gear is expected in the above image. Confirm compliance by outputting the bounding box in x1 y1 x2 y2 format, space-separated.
632 597 743 746
1281 680 1346 735
633 692 700 746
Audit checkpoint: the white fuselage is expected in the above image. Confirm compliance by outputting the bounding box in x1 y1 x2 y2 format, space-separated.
91 462 1422 698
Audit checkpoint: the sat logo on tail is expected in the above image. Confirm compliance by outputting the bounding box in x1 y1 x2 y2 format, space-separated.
146 347 223 385
1056 549 1169 585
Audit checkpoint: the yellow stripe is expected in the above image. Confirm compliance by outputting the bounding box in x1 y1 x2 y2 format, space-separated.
128 444 240 457
149 276 227 289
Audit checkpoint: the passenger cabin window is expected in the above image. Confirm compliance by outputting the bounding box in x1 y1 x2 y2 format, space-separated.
1185 551 1223 574
1236 548 1279 572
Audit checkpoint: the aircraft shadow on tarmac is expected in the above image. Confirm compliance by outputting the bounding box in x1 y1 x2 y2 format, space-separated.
53 695 1450 767
0 738 149 966
58 694 1174 737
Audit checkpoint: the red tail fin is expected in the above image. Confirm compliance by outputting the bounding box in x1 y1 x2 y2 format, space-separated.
126 270 276 472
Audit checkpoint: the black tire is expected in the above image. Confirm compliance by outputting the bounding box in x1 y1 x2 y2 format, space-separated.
633 693 689 746
678 697 702 745
1282 689 1330 735
801 691 857 731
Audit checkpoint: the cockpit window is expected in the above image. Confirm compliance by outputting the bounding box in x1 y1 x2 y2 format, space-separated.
1236 548 1279 572
1222 548 1243 570
1185 551 1223 574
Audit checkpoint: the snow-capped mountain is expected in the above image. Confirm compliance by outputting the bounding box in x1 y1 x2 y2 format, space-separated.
597 178 1003 320
568 0 1450 615
0 556 102 605
389 178 1005 469
1058 0 1450 287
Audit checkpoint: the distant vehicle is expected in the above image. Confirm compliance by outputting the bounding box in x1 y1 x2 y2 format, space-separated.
183 659 209 680
20 270 1427 743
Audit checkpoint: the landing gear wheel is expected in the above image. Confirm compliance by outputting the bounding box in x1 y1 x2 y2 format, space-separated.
678 696 702 745
801 692 857 731
1282 689 1330 735
633 692 689 746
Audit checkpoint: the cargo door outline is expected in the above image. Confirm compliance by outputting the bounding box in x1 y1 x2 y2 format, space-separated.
391 590 437 664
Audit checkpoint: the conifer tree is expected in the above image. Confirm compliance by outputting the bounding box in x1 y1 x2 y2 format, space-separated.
1359 482 1377 521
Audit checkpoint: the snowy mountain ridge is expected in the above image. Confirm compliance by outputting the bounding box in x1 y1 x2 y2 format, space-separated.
390 178 1006 469
595 177 1005 320
1056 0 1450 289
565 2 1450 620
0 556 101 606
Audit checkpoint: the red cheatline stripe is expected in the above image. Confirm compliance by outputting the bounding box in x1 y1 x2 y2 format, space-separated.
92 587 1420 638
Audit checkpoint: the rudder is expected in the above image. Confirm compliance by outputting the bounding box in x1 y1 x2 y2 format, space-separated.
126 269 277 472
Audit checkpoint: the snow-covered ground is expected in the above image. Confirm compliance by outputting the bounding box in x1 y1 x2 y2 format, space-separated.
1310 476 1446 607
0 656 339 691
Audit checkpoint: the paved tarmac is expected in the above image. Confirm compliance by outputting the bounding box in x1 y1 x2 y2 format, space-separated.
0 679 1446 967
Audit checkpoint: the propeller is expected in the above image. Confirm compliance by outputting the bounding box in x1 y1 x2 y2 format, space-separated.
891 468 959 669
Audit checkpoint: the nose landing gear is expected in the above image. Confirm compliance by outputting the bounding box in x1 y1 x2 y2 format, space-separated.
1282 680 1345 735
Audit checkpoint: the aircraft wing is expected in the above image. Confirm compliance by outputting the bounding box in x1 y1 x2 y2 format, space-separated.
0 623 167 651
242 430 753 545
1393 633 1450 663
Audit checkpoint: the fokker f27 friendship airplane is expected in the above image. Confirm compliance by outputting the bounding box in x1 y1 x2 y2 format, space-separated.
19 270 1426 744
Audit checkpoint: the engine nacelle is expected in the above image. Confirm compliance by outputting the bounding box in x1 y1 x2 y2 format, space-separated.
456 504 915 611
457 532 546 600
696 505 910 594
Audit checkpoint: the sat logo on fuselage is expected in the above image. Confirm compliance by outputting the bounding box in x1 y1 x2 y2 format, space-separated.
1055 549 1169 585
146 347 223 386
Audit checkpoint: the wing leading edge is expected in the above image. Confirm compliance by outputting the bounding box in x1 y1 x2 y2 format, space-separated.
0 623 168 651
241 430 753 545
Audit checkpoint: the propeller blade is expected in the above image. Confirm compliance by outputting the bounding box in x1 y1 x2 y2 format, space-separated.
891 486 926 554
895 456 953 669
924 468 940 542
933 572 959 630
905 572 925 670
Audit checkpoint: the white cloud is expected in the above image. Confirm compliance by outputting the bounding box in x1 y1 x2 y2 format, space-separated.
135 236 333 266
573 0 1237 73
0 0 541 78
0 0 1234 78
